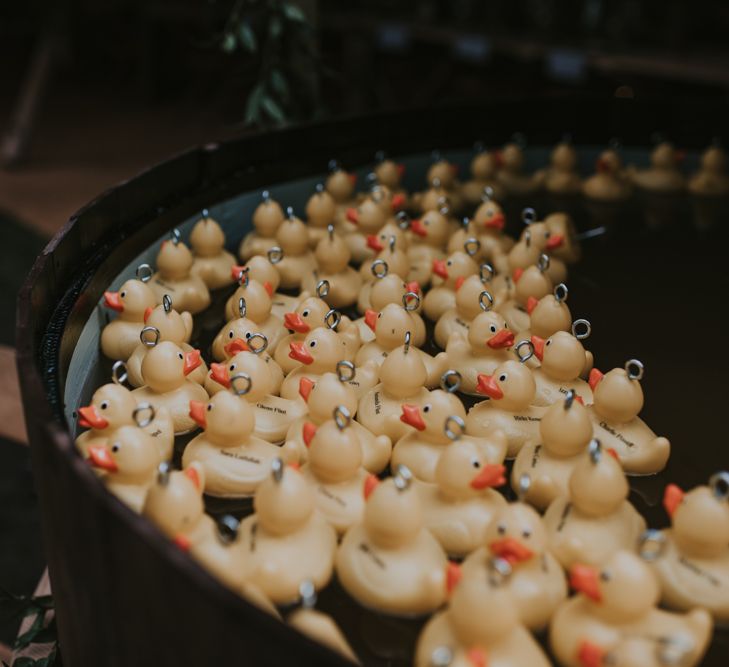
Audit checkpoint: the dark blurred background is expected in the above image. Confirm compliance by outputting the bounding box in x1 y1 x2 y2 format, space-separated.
2 0 729 661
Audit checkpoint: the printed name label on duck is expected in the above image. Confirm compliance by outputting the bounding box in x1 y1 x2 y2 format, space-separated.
153 278 176 291
513 415 540 422
678 557 722 587
531 444 542 468
597 422 635 448
358 542 386 569
373 392 382 415
318 486 347 507
455 318 469 329
256 402 287 415
221 451 262 464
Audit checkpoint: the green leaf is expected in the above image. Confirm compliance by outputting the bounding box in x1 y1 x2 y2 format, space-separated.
14 612 46 650
245 83 266 124
237 22 257 53
221 32 237 53
261 95 287 125
269 69 289 100
283 3 307 22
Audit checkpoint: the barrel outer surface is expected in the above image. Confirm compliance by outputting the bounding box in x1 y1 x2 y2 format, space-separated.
15 98 729 665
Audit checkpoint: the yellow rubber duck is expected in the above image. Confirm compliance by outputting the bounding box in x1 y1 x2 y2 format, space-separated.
689 144 729 196
630 142 686 193
240 248 299 319
494 143 540 196
406 207 450 287
305 183 337 248
587 359 670 474
530 329 593 406
238 190 285 260
460 146 506 205
336 466 452 616
223 272 283 346
583 149 632 201
498 254 554 332
544 439 646 569
100 267 158 360
212 295 283 361
550 550 712 667
423 249 479 322
131 340 207 434
238 459 338 604
189 211 236 290
274 208 317 289
534 141 582 195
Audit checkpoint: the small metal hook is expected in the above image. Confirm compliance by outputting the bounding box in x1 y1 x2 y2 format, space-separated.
336 360 356 383
140 326 160 348
315 183 324 194
111 360 128 386
444 415 465 441
395 211 410 230
479 290 494 312
516 339 535 364
299 580 317 609
325 309 341 331
374 149 386 164
157 461 172 486
333 405 351 430
479 263 494 283
316 279 330 299
371 259 388 279
286 206 295 220
588 438 602 464
393 464 413 491
709 471 729 501
327 224 335 241
564 389 577 410
537 253 550 272
217 515 240 545
554 283 569 303
230 372 252 397
625 359 644 381
487 556 513 587
403 330 411 354
238 297 247 319
638 529 667 562
440 370 461 394
402 291 420 312
201 208 210 220
170 228 181 245
461 216 471 230
247 332 268 355
572 318 591 340
136 263 153 283
516 473 531 501
162 294 173 314
267 246 283 264
430 646 453 667
522 208 537 225
481 185 494 202
236 266 250 287
133 402 156 429
327 159 340 173
388 235 396 253
271 457 284 483
261 190 271 202
464 237 481 257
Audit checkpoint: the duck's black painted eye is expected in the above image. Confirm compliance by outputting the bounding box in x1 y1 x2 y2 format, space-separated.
120 291 126 298
309 341 317 348
302 310 310 317
472 459 481 468
228 331 234 339
229 364 236 372
447 260 452 266
423 405 431 413
111 444 120 453
600 570 611 582
497 523 506 535
546 339 552 346
178 353 184 360
245 332 251 339
100 401 109 410
499 374 507 382
207 404 213 412
522 529 531 539
490 325 497 333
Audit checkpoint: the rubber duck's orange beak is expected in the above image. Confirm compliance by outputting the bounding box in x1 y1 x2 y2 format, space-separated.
173 533 192 551
470 463 506 489
391 193 406 210
143 306 154 323
578 641 606 667
455 276 466 291
364 309 378 332
302 422 317 448
406 281 420 295
363 474 380 500
103 291 124 312
230 265 247 281
432 259 448 280
284 312 310 333
663 483 684 518
298 377 315 402
78 405 109 430
263 281 274 297
88 444 118 472
446 561 462 595
489 536 534 564
526 296 539 315
348 173 357 186
546 234 564 250
397 163 406 178
366 235 384 252
224 338 250 357
210 362 230 388
512 267 524 283
289 341 314 365
466 647 487 667
183 350 202 376
189 400 207 429
345 207 359 224
476 373 503 399
569 563 602 602
588 368 604 391
400 404 426 431
410 219 427 237
487 329 514 349
531 335 545 361
485 212 505 231
185 466 201 489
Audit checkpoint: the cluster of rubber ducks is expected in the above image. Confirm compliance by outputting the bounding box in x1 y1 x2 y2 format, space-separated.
77 148 728 666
